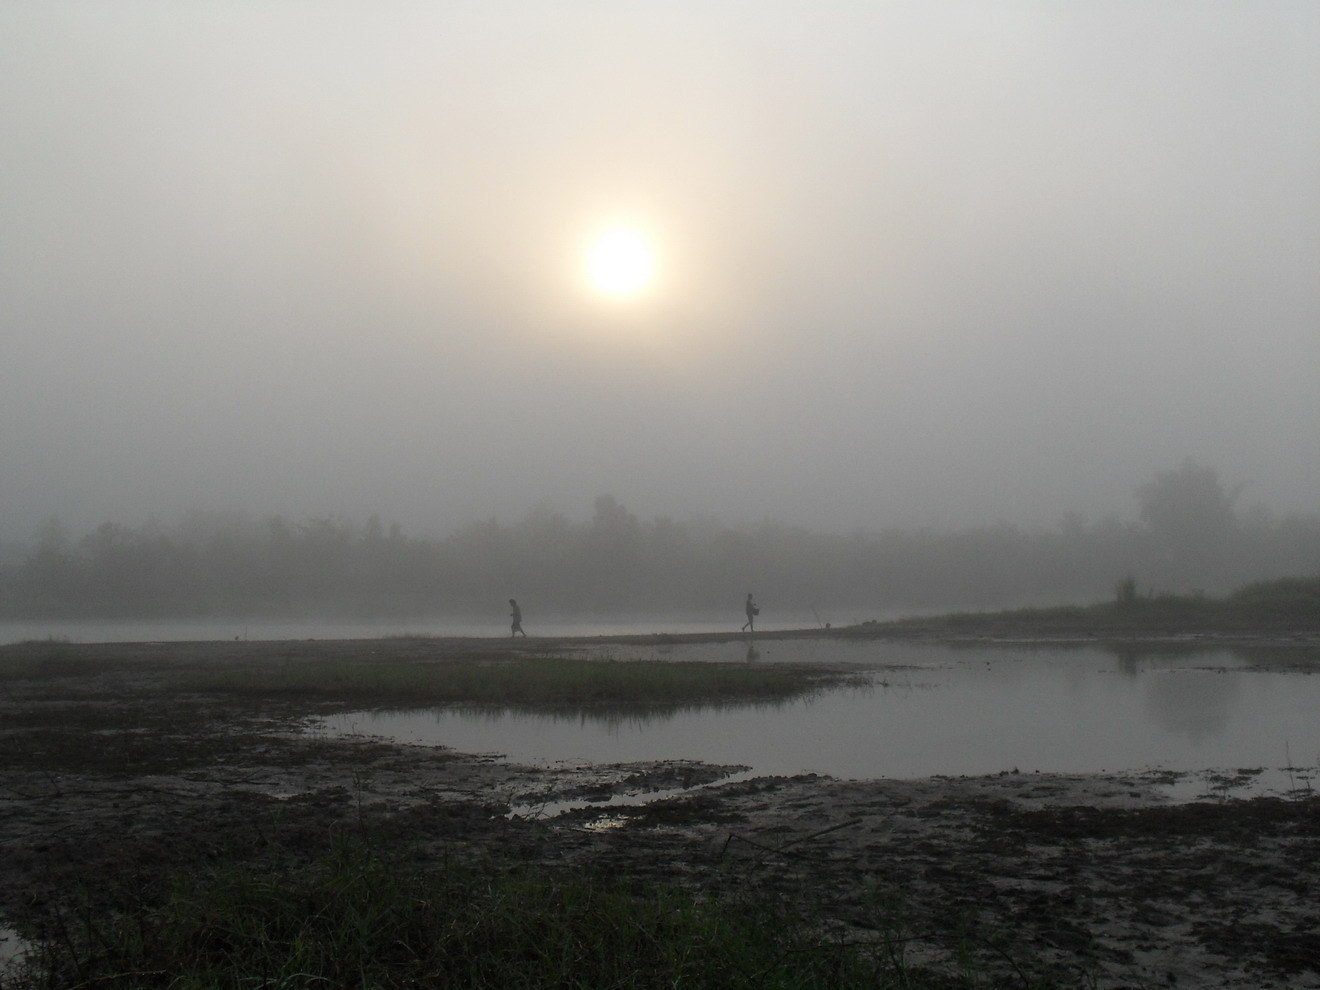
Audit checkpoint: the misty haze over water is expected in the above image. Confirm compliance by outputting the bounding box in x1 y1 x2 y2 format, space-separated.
1 5 1316 570
2 461 1317 628
322 642 1320 798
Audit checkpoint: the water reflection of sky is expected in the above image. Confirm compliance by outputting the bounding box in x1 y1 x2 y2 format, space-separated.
0 614 834 645
320 643 1320 787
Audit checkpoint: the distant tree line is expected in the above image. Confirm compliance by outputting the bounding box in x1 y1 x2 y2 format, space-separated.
2 461 1317 620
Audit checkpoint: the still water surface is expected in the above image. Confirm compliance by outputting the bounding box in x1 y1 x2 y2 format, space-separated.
320 641 1320 795
0 614 828 645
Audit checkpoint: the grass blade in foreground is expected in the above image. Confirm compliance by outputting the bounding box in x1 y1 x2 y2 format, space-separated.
5 837 952 989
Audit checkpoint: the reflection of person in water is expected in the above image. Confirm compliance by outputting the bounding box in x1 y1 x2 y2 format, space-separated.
741 593 758 633
509 599 525 638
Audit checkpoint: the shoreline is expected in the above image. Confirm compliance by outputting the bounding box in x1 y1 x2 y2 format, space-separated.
6 621 1319 650
2 635 1318 986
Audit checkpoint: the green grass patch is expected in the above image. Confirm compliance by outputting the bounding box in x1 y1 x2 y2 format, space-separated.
180 656 860 712
2 837 958 990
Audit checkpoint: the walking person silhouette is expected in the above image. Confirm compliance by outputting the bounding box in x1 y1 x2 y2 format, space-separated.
741 593 759 633
509 599 526 638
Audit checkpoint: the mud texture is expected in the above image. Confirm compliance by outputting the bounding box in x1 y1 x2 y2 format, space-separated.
1 637 1318 988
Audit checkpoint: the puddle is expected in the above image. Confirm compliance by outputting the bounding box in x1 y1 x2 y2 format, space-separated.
1159 765 1319 803
506 768 762 820
318 643 1320 802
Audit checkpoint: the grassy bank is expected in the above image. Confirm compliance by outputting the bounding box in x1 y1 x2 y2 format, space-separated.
177 655 863 712
844 575 1320 640
2 835 991 990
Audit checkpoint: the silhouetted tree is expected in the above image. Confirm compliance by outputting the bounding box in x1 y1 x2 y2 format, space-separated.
581 495 643 608
1135 459 1241 590
1137 459 1239 548
3 475 1316 620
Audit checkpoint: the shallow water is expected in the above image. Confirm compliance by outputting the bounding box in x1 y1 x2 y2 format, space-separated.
320 641 1320 796
0 613 835 645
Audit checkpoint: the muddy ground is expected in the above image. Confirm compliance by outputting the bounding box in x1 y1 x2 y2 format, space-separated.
1 636 1317 988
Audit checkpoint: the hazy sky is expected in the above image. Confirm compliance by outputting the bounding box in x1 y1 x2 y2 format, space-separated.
3 2 1317 542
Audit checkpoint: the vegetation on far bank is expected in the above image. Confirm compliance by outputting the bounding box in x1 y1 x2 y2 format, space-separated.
844 575 1320 639
5 460 1319 620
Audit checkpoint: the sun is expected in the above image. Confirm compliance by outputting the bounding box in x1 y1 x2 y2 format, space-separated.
584 227 656 298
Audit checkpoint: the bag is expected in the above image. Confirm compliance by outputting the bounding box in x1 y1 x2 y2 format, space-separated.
752 605 760 615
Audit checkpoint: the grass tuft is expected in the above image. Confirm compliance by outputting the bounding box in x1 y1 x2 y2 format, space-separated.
3 836 933 989
179 656 859 712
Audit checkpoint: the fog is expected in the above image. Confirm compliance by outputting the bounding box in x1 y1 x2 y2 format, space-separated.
3 3 1317 547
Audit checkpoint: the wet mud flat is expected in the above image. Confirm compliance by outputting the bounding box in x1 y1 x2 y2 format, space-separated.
2 637 1318 988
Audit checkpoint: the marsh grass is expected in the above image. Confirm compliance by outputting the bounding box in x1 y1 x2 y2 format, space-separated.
180 657 860 712
853 575 1320 639
0 650 107 682
1 836 955 990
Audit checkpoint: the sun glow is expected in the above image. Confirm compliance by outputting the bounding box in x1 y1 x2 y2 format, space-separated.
585 227 656 298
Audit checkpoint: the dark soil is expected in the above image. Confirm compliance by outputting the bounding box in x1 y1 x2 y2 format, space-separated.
2 637 1318 988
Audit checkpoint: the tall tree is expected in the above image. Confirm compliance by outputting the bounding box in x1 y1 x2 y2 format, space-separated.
1135 458 1240 589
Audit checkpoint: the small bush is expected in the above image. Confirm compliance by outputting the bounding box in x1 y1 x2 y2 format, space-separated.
1229 576 1320 610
